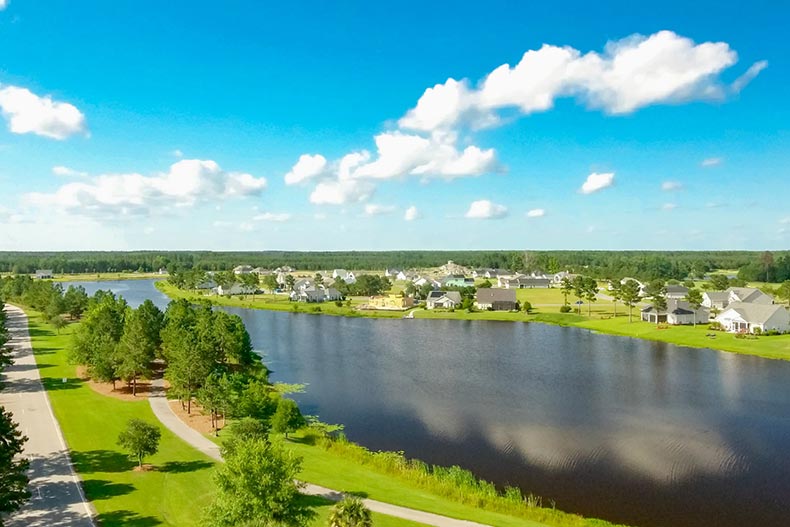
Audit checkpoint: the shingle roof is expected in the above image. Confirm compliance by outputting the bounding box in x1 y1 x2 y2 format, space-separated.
721 302 787 324
476 288 517 303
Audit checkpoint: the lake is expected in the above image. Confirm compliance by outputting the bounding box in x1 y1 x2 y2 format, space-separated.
64 279 790 527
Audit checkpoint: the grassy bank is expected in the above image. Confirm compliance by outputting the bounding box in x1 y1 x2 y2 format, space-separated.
21 310 429 527
156 281 790 360
52 272 166 282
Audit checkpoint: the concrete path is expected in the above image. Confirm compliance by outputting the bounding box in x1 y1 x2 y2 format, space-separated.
0 305 95 527
149 379 491 527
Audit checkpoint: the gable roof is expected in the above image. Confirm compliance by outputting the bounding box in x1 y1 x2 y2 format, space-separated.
641 298 701 315
437 291 462 303
704 291 729 301
719 302 787 325
666 285 689 295
727 287 772 303
476 288 517 303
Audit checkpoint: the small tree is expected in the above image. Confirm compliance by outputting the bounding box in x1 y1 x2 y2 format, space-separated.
328 496 372 527
609 280 622 317
522 300 532 314
50 315 67 334
285 275 296 292
777 280 790 308
263 274 279 293
560 277 573 306
685 288 704 327
583 277 599 316
572 275 586 314
272 398 306 439
117 419 161 468
621 279 641 323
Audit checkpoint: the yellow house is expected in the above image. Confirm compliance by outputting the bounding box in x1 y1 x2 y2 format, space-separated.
368 294 414 310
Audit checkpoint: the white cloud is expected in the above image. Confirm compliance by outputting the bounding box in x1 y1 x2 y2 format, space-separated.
701 157 722 167
52 165 88 178
364 203 396 216
662 203 677 211
26 159 266 218
404 205 420 221
661 181 682 191
253 212 292 222
780 217 790 225
0 86 86 139
399 31 746 133
172 149 184 158
0 1 7 11
284 154 328 185
351 131 497 181
526 208 545 218
731 60 768 93
580 172 615 194
309 179 373 205
465 199 508 219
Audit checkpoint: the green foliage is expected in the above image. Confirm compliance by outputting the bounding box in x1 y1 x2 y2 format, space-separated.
522 300 532 313
203 438 314 527
328 496 372 527
272 398 306 438
63 284 89 319
777 280 790 307
117 419 161 468
222 417 271 457
559 305 572 313
49 315 68 334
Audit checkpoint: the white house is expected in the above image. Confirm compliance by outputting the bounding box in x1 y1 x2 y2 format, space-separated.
385 268 402 278
35 269 54 279
714 302 790 334
641 299 709 325
413 276 441 289
233 265 254 275
703 287 774 310
332 269 356 284
290 286 342 303
552 271 577 284
425 291 462 309
500 276 551 289
665 285 689 299
216 283 257 296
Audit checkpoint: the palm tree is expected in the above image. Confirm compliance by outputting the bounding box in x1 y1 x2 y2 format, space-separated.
328 496 372 527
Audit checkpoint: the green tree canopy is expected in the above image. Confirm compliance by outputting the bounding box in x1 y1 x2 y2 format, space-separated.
117 419 161 468
328 496 372 527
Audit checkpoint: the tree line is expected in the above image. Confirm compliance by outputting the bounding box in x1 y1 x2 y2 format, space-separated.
4 250 790 283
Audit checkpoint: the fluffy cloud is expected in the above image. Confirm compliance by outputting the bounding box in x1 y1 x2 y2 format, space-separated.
404 205 420 221
26 159 266 218
284 154 328 185
52 165 88 178
526 208 546 218
701 157 722 167
465 200 508 219
661 181 682 191
0 1 7 11
400 31 749 133
579 172 614 194
309 179 373 205
364 203 397 216
253 212 291 222
0 86 86 139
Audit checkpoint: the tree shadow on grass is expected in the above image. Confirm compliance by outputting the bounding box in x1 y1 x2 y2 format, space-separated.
28 326 55 338
2 376 80 393
297 494 334 508
81 479 136 501
71 450 136 473
96 510 162 527
157 460 213 473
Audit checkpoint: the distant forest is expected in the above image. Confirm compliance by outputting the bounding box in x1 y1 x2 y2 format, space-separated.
1 250 789 283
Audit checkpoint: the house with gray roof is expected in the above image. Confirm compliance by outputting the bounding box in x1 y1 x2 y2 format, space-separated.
35 269 54 279
425 291 462 309
665 285 689 299
714 302 789 334
475 288 517 311
703 287 774 310
500 276 551 289
641 299 709 325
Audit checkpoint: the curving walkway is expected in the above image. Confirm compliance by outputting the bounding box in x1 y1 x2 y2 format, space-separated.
148 378 492 527
0 305 95 527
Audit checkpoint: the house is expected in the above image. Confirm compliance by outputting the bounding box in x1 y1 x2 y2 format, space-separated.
275 266 294 273
233 265 254 275
367 294 414 310
396 270 416 281
703 287 774 310
215 283 257 296
384 268 402 278
35 269 54 279
290 286 342 303
714 303 790 334
439 260 470 276
640 299 709 325
442 275 474 288
195 279 217 290
665 285 689 299
252 267 272 276
425 291 462 309
485 269 510 279
413 276 441 289
332 269 356 284
292 278 315 292
472 268 493 278
501 276 551 289
476 288 518 311
552 271 578 284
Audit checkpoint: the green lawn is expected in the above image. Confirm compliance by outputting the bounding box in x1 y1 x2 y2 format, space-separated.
52 272 167 282
25 310 217 526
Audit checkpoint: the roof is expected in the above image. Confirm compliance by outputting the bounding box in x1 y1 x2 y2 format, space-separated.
427 290 446 300
727 287 772 303
476 288 517 303
719 302 788 325
641 299 702 315
704 291 729 301
666 285 689 294
439 291 462 303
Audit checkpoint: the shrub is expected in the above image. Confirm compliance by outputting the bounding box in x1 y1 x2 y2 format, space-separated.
708 321 723 331
559 305 572 313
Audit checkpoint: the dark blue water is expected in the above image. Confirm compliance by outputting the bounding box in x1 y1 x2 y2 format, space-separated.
64 280 790 527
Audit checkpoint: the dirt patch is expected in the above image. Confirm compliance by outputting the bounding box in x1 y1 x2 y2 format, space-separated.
76 365 157 401
168 399 223 436
133 464 155 472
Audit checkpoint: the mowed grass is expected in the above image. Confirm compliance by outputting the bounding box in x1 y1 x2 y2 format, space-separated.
24 309 433 527
52 272 166 282
25 310 217 526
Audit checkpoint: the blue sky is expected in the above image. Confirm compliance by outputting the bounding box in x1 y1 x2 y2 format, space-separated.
0 0 787 251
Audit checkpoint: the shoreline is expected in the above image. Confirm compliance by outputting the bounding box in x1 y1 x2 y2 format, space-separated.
154 280 790 361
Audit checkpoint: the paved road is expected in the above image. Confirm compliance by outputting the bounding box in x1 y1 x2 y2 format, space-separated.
0 304 95 526
149 379 492 527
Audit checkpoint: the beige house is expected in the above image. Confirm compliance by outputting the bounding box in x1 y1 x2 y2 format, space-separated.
714 303 790 334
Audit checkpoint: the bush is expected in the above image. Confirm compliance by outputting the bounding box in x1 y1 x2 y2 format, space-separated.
559 305 572 313
708 321 723 331
753 327 762 335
